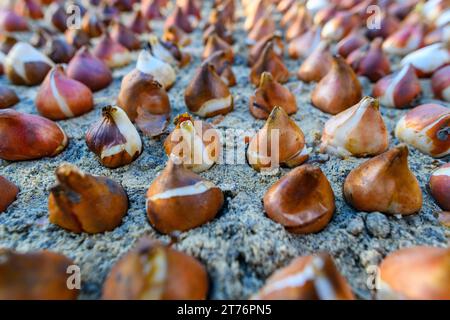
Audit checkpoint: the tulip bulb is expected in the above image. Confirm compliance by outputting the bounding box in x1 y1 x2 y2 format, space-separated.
0 35 18 54
102 238 208 300
202 33 233 62
142 0 164 20
65 29 90 49
264 165 335 234
0 249 78 300
136 49 176 90
288 25 322 59
249 72 297 119
248 33 284 66
36 65 93 120
163 25 191 47
0 109 68 161
297 41 333 83
46 3 68 32
250 41 289 86
129 10 151 34
81 12 104 38
180 0 201 21
203 22 233 45
66 46 112 92
111 21 141 51
247 12 276 44
244 0 268 31
322 11 359 41
117 69 171 137
4 42 54 86
92 32 131 68
366 12 400 40
247 107 308 171
344 145 422 215
431 65 450 101
203 50 236 86
401 42 450 77
43 38 76 64
0 176 19 213
336 29 369 58
164 5 193 33
49 164 128 233
86 106 142 168
285 4 313 41
395 104 450 158
429 163 450 211
0 9 29 31
146 157 224 233
0 86 19 109
312 55 362 115
377 246 450 300
148 36 190 67
14 0 43 20
184 62 233 117
382 23 425 56
320 96 389 158
164 113 221 173
252 253 355 300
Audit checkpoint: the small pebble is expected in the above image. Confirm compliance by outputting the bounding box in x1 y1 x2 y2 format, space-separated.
359 249 382 268
365 212 391 238
347 216 365 236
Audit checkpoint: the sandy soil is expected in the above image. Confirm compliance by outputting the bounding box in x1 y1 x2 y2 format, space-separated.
0 1 449 299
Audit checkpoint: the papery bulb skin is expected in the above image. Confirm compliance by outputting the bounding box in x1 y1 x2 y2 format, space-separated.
0 176 19 213
288 25 322 59
373 64 421 108
252 253 355 300
86 106 142 168
65 29 90 49
202 33 233 62
0 109 68 161
0 249 78 300
129 10 151 34
102 238 208 300
136 48 176 89
377 246 450 300
264 165 335 234
401 42 450 77
297 41 333 83
48 163 128 233
36 65 93 120
92 32 131 68
184 63 233 117
311 55 362 115
164 113 221 173
111 21 141 51
247 107 308 171
249 72 297 119
336 29 369 58
4 42 54 86
164 5 193 33
203 50 236 86
429 163 450 211
117 69 171 137
248 33 284 66
43 38 76 64
382 23 425 56
0 9 29 32
66 46 113 92
146 158 224 233
343 145 422 215
81 12 104 38
320 96 389 158
250 41 289 86
431 65 450 101
347 38 391 82
148 36 191 67
395 103 450 158
0 86 19 109
322 11 360 41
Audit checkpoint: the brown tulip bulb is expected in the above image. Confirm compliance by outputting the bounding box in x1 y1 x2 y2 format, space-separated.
202 33 233 62
401 43 450 77
343 145 422 215
117 69 171 137
322 11 360 41
14 0 43 20
395 104 450 158
313 3 338 25
366 12 400 40
184 62 233 117
49 164 128 233
164 113 221 173
102 238 208 300
180 0 201 21
86 106 142 168
81 12 104 38
111 21 141 51
247 12 276 44
47 3 68 32
0 9 29 31
248 33 284 66
247 107 308 171
336 29 369 58
373 64 421 108
165 5 193 33
431 65 450 102
0 249 78 300
382 23 425 56
0 109 68 161
142 0 164 20
249 72 297 119
347 38 391 82
146 157 224 233
377 246 450 300
297 41 333 83
320 97 389 158
66 46 113 92
250 41 289 86
203 50 236 86
0 176 19 213
92 32 131 68
288 25 322 59
203 22 233 45
388 0 417 20
43 38 76 64
311 55 362 115
277 0 295 14
252 253 355 300
163 25 191 47
429 163 450 211
244 0 268 31
65 28 90 49
129 10 151 34
279 2 298 27
0 86 19 109
4 42 54 86
36 65 93 120
264 165 335 234
285 4 313 41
